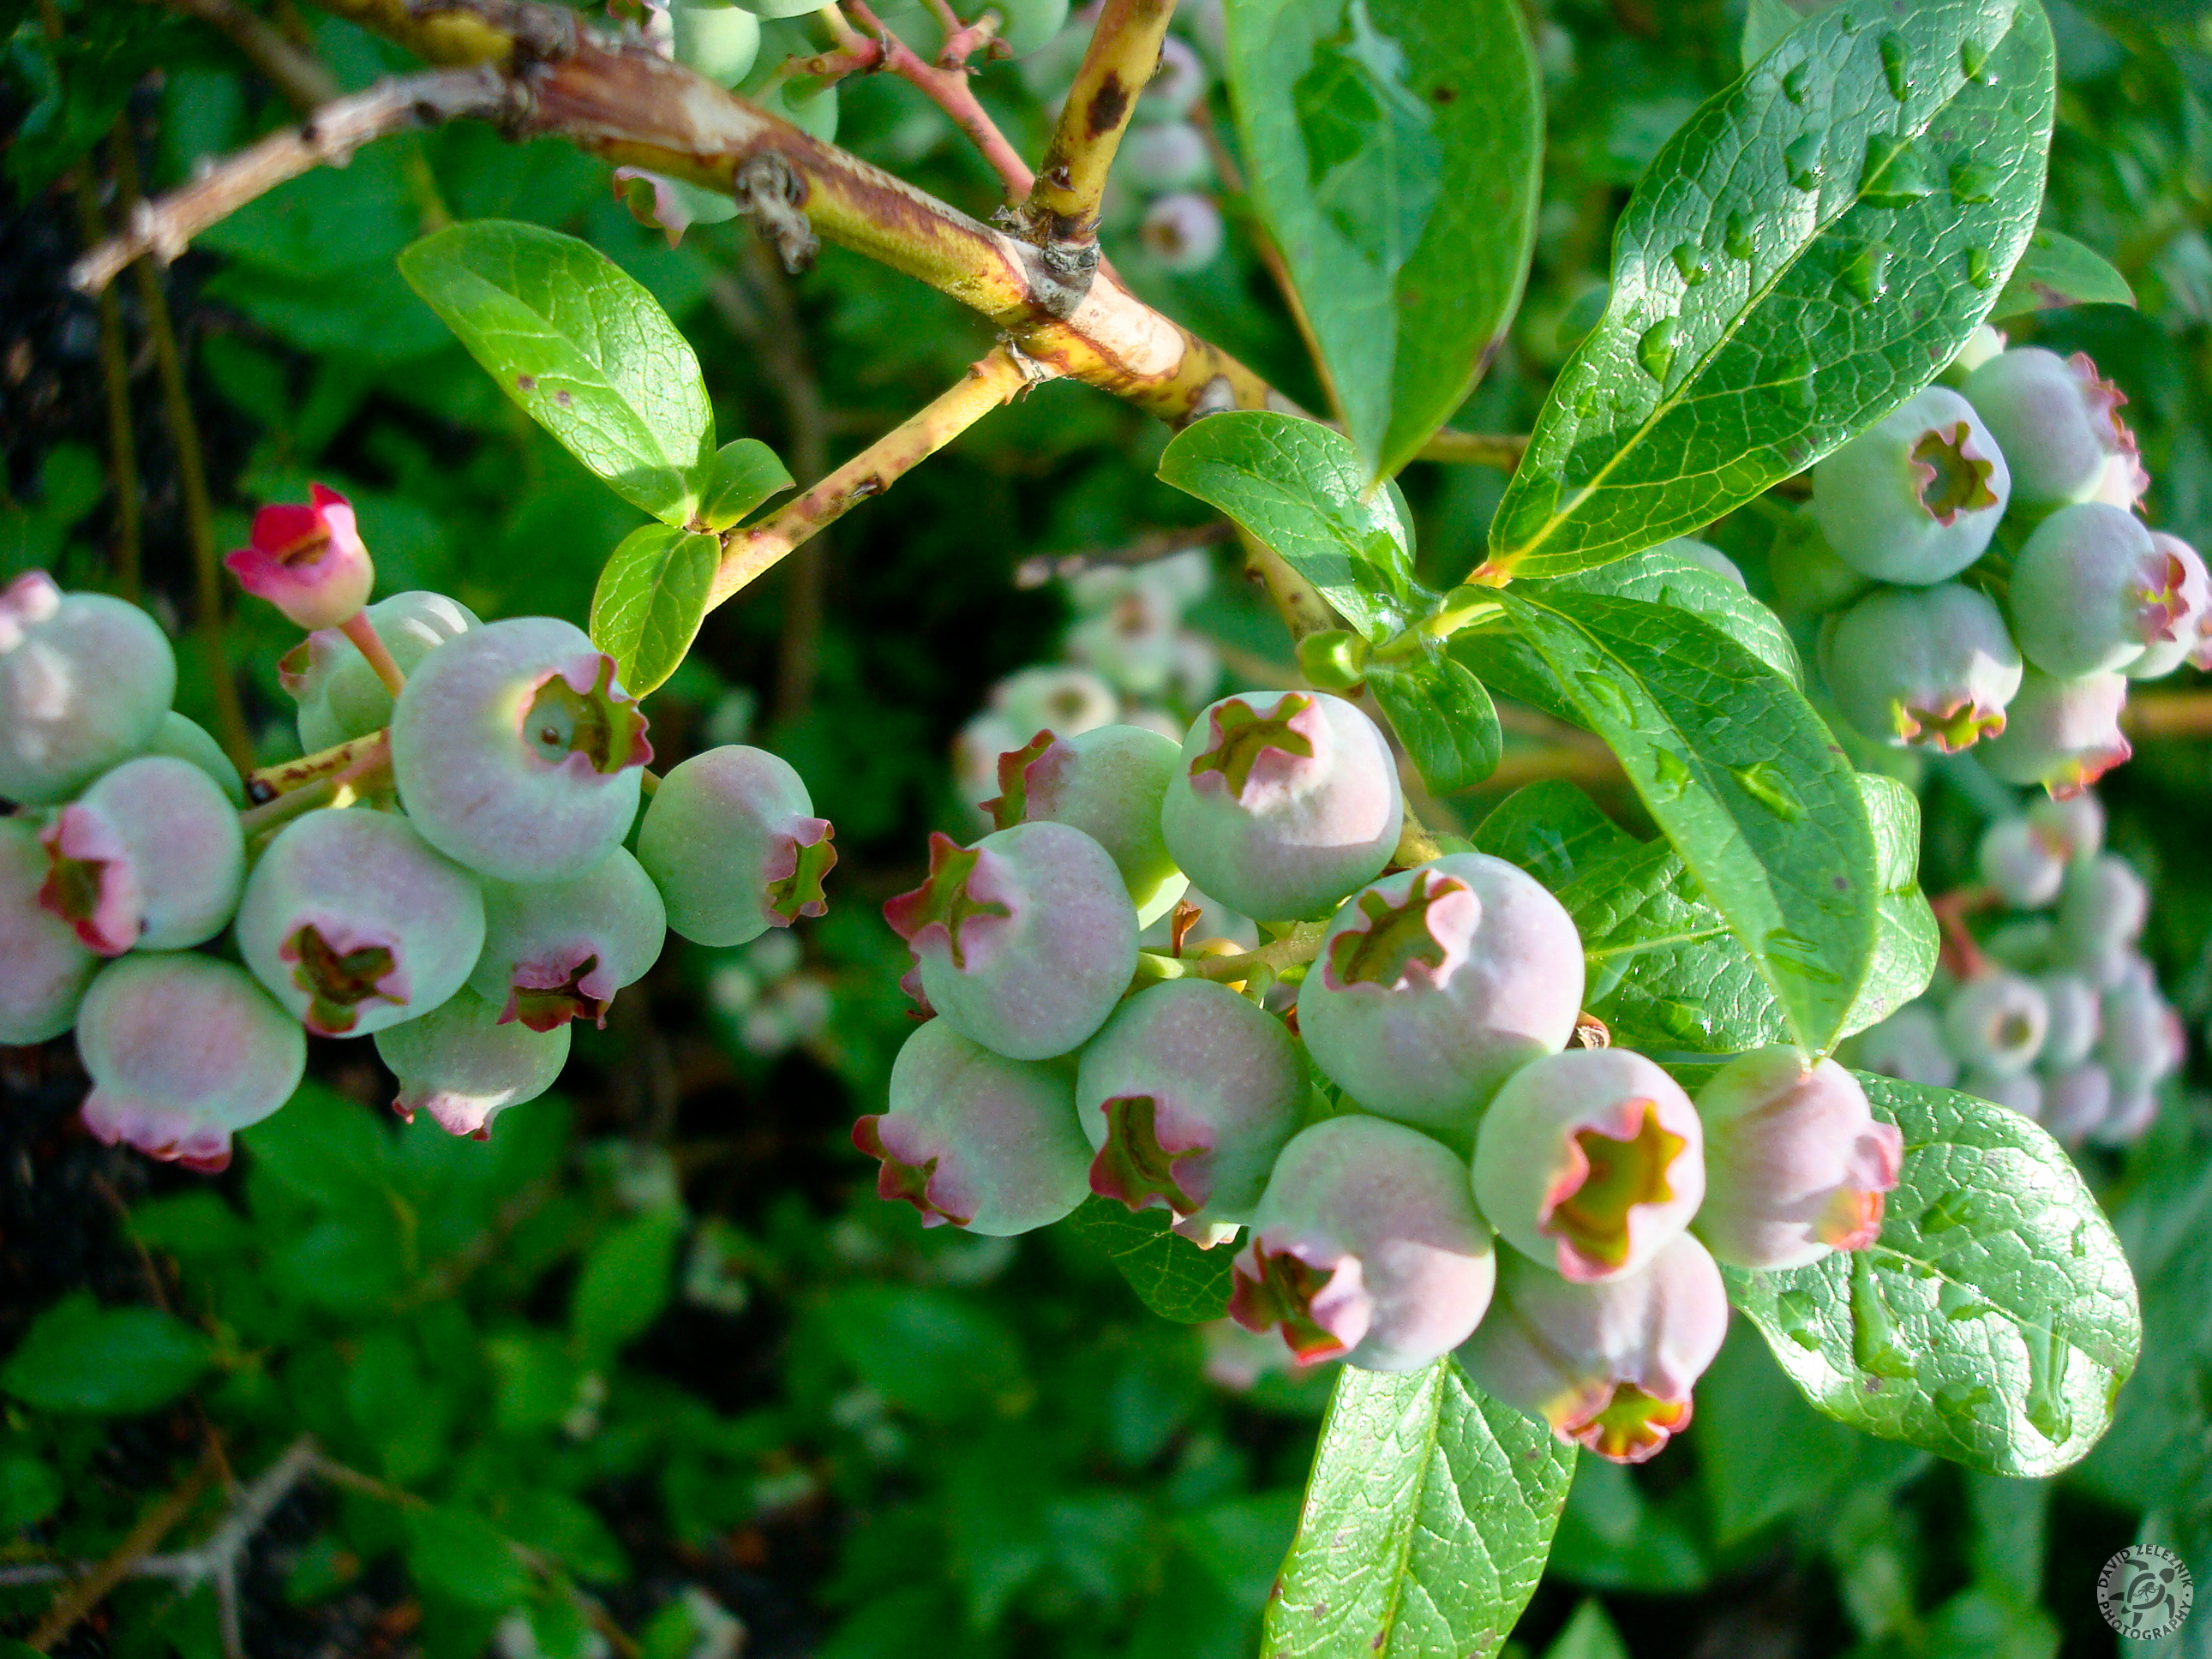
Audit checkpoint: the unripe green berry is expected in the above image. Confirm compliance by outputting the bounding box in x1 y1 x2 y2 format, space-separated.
375 985 570 1140
0 572 175 806
0 818 97 1045
636 745 834 947
983 724 1185 926
471 847 667 1031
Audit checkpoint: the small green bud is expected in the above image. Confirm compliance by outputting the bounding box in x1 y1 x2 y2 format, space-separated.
1297 629 1367 690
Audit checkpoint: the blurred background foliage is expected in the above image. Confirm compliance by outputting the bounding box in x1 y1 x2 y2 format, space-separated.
4 0 2212 1655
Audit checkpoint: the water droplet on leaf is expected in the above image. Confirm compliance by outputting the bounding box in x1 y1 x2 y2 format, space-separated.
1966 246 1994 289
1638 315 1680 382
1649 747 1692 800
1785 133 1825 192
1777 1288 1821 1351
1575 671 1634 726
1949 160 1996 204
2021 1322 2074 1444
1849 1253 1915 1379
1671 243 1707 285
1724 212 1755 261
1879 33 1911 100
1860 131 1934 207
1961 35 1990 81
1840 242 1894 303
1733 761 1806 819
1782 63 1811 105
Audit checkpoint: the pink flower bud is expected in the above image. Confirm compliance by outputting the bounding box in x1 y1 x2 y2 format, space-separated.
1691 1048 1903 1271
225 484 375 632
1457 1232 1728 1464
1472 1049 1705 1284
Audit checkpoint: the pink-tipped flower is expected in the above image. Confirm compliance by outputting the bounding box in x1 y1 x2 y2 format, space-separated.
225 484 375 632
1692 1048 1903 1271
1472 1049 1705 1283
1457 1233 1728 1464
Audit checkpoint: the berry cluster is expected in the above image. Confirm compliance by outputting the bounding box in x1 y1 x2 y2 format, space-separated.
1843 790 2181 1147
1785 332 2200 796
0 487 836 1169
859 687 1904 1462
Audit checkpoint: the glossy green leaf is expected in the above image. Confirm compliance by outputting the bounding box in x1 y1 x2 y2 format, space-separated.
1491 589 1879 1052
1488 0 2055 577
1837 772 1939 1040
1543 1600 1630 1659
1523 542 1801 684
1990 225 2135 320
399 219 716 527
1741 0 1815 69
1365 644 1501 794
1065 1195 1233 1324
1157 411 1426 640
0 1292 212 1416
1263 1359 1573 1658
1225 0 1543 478
1472 781 1636 892
1562 839 1790 1054
1726 1073 2142 1477
589 523 721 698
699 437 795 531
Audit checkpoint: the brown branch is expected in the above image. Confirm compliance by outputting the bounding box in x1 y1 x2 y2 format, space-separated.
1020 0 1175 275
297 0 1272 422
710 343 1052 607
74 68 513 294
111 131 255 770
239 730 393 835
157 0 341 110
2122 687 2212 739
1418 429 1528 470
26 1446 222 1652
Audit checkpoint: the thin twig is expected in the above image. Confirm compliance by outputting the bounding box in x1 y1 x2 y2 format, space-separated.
26 1446 221 1652
1020 0 1174 282
157 0 341 110
709 343 1052 607
111 128 255 770
72 67 513 295
1417 429 1529 470
2122 687 2212 738
242 728 390 805
801 2 1035 204
338 610 407 695
237 731 393 835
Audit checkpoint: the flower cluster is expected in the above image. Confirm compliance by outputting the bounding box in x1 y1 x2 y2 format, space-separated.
857 687 1903 1462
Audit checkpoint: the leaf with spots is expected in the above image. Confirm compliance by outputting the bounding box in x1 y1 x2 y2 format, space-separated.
1262 1358 1574 1659
1064 1195 1233 1324
399 219 716 528
1224 0 1544 479
1472 782 1637 893
1485 0 2054 578
1725 1073 2141 1478
588 523 720 698
1487 588 1880 1054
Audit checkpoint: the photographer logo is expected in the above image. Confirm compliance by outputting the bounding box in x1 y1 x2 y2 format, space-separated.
2100 1545 2193 1639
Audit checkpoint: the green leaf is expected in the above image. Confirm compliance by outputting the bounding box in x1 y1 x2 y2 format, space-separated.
1560 838 1790 1054
1741 0 1814 69
0 1293 212 1415
1726 1073 2142 1477
1158 411 1428 639
399 220 716 526
588 524 720 698
1487 0 2055 577
1225 0 1543 479
811 1285 1028 1421
1365 645 1501 794
1837 772 1939 1040
1472 781 1636 891
1064 1195 1234 1324
403 1506 535 1610
570 1206 683 1357
698 438 795 531
1491 589 1880 1052
1263 1359 1573 1658
1990 225 2135 320
1522 542 1801 685
1543 1600 1629 1659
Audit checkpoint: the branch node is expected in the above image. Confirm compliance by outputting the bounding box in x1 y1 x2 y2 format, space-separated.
734 151 818 273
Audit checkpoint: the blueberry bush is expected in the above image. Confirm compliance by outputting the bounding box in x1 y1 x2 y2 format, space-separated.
5 0 2212 1654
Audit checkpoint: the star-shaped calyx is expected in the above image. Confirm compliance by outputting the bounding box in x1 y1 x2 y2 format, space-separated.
523 654 651 776
851 1115 969 1227
1188 695 1315 801
285 922 404 1036
882 832 1012 971
1228 1243 1349 1363
764 820 837 924
1894 695 2005 755
980 730 1058 830
1089 1095 1202 1215
1909 422 2001 526
1570 1383 1692 1464
1540 1099 1687 1278
1325 871 1472 990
